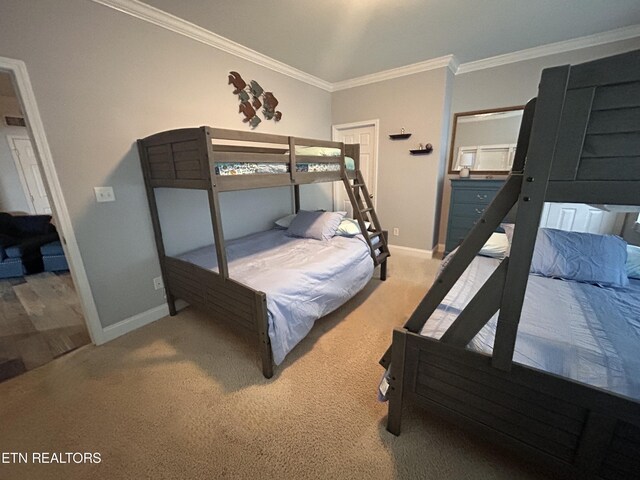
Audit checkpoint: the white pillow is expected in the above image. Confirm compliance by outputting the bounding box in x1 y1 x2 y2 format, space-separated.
479 232 509 259
627 244 640 280
335 218 371 236
274 213 296 229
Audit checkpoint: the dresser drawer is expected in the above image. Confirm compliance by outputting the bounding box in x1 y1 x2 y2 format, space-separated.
452 203 489 218
453 188 499 205
446 226 470 252
449 214 481 232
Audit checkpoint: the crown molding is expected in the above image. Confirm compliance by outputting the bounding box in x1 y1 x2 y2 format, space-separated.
457 24 640 74
331 55 458 92
90 1 640 91
91 0 333 91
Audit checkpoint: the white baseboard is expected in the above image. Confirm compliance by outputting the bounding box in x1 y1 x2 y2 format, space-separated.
388 244 434 258
100 299 189 343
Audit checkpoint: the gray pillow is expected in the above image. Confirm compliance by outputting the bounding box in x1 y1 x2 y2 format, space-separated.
286 210 346 241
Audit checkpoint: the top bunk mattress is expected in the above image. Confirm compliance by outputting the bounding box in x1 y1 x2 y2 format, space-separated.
177 228 375 365
215 156 356 176
421 255 640 401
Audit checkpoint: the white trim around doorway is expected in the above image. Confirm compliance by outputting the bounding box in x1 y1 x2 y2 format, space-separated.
0 56 105 344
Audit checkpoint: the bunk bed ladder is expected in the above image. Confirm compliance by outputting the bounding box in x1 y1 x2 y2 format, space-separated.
341 169 390 267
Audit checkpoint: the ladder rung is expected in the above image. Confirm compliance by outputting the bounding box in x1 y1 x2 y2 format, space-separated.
376 252 390 264
368 231 382 239
360 207 373 213
352 183 365 188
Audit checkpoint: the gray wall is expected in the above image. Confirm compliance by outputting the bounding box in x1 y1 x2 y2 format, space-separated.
332 68 453 251
437 36 640 247
0 0 332 328
0 91 31 213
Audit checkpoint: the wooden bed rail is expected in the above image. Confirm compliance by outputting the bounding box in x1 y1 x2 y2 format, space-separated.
389 328 640 477
139 127 357 191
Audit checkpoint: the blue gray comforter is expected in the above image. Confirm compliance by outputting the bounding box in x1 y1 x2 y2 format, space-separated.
178 229 374 365
421 255 640 400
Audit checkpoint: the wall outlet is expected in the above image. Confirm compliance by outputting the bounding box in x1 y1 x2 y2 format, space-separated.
94 186 115 203
153 276 164 290
393 227 400 236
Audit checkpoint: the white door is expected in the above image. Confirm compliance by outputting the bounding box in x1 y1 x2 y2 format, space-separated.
9 135 52 214
540 203 623 235
332 121 378 217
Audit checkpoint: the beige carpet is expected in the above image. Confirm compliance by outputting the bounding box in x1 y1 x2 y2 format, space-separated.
0 251 551 480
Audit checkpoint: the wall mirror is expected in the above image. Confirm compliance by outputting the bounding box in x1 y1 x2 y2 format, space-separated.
448 106 524 175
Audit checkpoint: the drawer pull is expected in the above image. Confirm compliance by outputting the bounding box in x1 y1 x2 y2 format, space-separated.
476 194 488 199
475 208 485 214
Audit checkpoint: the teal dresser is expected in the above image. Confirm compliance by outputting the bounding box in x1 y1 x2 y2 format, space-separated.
445 179 505 254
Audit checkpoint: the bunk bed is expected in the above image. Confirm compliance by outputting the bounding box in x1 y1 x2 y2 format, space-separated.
380 49 640 479
137 128 389 378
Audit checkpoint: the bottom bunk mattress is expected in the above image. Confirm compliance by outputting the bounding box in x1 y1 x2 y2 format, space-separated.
421 255 640 400
177 229 374 365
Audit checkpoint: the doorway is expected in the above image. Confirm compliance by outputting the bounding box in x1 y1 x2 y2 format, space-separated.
332 120 379 216
7 135 52 215
0 58 102 382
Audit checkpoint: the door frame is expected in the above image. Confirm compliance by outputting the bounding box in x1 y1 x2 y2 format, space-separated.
332 119 380 210
7 134 44 214
0 56 104 344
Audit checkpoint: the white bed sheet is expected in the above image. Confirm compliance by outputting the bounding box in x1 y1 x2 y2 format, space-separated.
178 229 374 365
421 255 640 400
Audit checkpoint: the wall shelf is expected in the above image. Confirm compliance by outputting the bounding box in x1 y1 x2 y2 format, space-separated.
389 133 412 140
410 143 433 155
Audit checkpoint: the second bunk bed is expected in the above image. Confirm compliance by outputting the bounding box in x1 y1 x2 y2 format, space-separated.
380 49 640 479
138 128 389 378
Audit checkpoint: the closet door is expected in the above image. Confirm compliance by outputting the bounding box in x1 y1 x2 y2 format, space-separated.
540 203 623 234
332 122 378 216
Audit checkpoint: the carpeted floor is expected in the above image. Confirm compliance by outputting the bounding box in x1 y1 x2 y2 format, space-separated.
0 251 551 479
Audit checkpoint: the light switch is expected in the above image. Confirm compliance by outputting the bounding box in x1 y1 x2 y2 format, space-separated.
94 186 115 203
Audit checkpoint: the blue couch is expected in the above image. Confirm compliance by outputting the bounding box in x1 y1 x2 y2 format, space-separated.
0 213 59 279
41 240 69 272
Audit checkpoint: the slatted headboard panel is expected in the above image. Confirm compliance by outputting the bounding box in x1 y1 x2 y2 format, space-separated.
546 49 640 204
138 128 209 188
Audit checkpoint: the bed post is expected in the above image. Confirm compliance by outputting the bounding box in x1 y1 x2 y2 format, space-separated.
289 137 298 185
380 230 388 280
492 66 571 371
255 292 273 379
346 143 360 171
137 139 177 316
293 185 301 213
203 127 229 279
387 327 407 435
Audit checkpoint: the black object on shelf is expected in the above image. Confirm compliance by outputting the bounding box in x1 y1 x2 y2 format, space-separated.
389 133 412 140
410 143 433 155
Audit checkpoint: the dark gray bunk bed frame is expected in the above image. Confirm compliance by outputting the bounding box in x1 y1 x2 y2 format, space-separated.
137 127 389 379
381 49 640 479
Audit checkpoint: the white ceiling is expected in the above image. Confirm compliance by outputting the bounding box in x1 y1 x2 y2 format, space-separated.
142 0 640 83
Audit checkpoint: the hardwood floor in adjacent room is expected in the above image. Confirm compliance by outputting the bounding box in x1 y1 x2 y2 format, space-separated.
0 272 90 382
